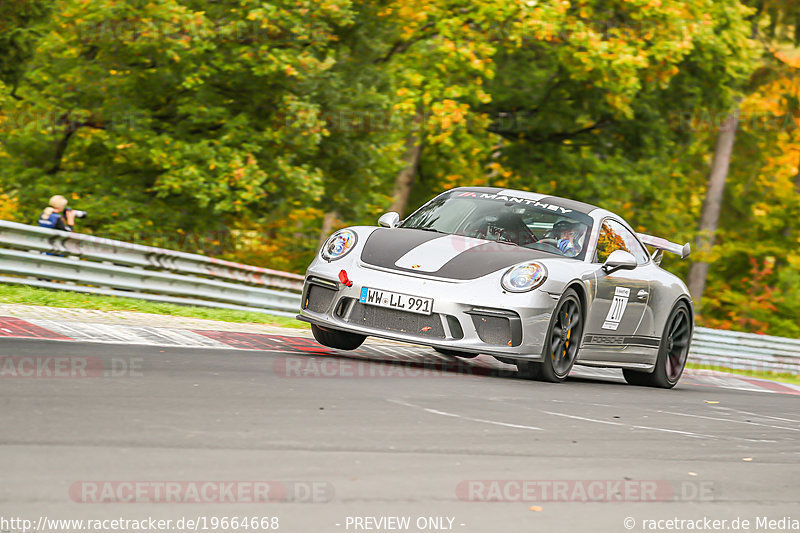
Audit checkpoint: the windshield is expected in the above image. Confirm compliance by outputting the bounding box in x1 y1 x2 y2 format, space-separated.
401 191 594 260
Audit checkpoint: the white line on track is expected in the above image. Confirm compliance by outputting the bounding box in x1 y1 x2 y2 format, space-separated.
661 410 800 433
682 379 774 394
516 404 777 442
628 424 712 439
536 409 713 439
387 399 542 431
713 406 800 425
495 396 785 442
539 410 624 426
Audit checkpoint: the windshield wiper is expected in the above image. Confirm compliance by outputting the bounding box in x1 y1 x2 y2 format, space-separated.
402 226 446 234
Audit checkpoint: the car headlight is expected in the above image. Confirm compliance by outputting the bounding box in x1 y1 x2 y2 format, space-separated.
321 229 357 261
501 262 548 292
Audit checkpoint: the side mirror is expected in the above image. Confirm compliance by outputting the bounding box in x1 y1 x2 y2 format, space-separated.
378 211 400 228
602 250 637 274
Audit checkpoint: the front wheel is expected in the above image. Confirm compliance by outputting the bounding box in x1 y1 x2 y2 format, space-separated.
623 302 692 389
517 288 583 383
311 324 366 350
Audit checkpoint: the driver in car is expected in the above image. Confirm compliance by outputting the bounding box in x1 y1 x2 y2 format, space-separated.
554 221 584 257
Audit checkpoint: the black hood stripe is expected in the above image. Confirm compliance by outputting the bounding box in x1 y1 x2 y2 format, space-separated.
434 242 553 279
360 228 441 269
361 229 559 280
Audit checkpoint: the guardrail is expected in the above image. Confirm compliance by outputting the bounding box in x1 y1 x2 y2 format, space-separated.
0 220 798 373
0 220 303 317
689 327 800 375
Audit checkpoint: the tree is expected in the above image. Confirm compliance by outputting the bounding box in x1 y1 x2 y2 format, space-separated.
0 0 51 96
4 0 796 339
450 0 754 254
0 0 380 246
687 0 800 305
687 110 740 301
698 47 800 335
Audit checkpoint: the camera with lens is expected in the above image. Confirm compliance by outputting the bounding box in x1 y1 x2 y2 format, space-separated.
66 208 88 219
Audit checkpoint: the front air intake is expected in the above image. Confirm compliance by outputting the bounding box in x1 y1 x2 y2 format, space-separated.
303 277 339 313
466 308 522 347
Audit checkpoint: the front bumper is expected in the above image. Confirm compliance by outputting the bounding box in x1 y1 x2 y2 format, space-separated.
297 260 558 361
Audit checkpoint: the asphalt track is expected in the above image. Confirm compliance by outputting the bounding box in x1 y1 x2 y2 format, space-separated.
0 338 798 533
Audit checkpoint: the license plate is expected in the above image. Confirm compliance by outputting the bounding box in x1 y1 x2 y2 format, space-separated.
359 287 433 315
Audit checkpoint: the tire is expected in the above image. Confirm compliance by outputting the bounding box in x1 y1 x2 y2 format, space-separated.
623 302 692 389
517 288 584 383
311 324 366 350
434 348 478 359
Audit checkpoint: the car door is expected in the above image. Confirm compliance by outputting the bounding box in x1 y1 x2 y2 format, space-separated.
585 219 653 340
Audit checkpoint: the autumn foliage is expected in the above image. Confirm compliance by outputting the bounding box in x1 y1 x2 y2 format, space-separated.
0 0 798 336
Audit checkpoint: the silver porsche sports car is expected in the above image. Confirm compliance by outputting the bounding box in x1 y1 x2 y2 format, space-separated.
297 187 694 388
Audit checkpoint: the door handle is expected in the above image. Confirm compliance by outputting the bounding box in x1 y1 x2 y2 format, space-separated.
637 290 649 301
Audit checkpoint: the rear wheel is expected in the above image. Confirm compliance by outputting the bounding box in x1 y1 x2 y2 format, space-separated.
517 288 583 383
311 324 366 350
623 302 692 388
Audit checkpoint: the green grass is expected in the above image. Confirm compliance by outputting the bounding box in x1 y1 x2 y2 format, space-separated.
686 363 800 386
0 283 308 328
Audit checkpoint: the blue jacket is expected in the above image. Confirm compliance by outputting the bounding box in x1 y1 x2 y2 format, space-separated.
38 211 71 231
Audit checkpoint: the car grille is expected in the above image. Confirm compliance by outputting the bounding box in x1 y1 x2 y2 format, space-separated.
304 284 337 314
346 302 446 339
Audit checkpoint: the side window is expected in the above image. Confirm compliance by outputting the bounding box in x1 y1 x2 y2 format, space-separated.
596 221 629 263
596 219 650 265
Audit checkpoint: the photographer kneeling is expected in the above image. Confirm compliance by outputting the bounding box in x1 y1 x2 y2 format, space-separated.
38 195 86 232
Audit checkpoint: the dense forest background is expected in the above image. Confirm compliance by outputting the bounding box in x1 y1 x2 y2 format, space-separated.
1 0 799 335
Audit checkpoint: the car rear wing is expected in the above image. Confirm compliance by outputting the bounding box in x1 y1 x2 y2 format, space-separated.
637 233 691 263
